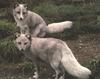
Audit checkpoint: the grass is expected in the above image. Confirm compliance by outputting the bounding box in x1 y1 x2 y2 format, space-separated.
32 3 100 34
0 20 16 34
0 38 23 63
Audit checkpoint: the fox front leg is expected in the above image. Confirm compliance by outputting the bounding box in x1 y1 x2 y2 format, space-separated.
33 61 39 79
33 69 39 79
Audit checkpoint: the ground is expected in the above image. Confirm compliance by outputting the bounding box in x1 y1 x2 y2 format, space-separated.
0 33 100 79
67 33 100 63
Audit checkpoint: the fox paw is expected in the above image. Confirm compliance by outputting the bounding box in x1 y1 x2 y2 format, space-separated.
33 71 39 79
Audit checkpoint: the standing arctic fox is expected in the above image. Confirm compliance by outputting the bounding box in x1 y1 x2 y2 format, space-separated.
15 33 91 79
13 3 73 37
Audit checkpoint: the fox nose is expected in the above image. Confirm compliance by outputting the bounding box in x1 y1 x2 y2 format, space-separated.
20 48 24 51
20 17 23 20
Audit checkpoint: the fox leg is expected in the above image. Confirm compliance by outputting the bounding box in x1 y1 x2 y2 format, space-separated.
50 62 61 79
53 67 61 79
51 64 65 79
33 64 39 79
32 59 39 79
59 67 65 79
55 69 61 79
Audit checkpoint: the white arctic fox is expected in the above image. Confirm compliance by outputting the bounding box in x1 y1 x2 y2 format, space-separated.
15 33 91 79
13 3 73 37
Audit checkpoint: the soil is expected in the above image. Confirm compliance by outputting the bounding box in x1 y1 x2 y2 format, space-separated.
66 33 100 63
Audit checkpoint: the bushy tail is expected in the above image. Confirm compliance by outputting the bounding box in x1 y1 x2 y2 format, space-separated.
61 44 91 79
46 21 73 33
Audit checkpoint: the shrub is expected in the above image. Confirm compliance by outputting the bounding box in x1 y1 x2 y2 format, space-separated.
0 37 23 63
0 20 23 63
0 20 16 33
89 59 100 78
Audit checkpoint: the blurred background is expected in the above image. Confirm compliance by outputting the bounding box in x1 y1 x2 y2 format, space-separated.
0 0 100 79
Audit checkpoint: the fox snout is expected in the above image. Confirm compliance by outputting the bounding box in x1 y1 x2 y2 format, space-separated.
19 16 24 20
20 17 23 20
20 48 24 51
18 13 24 20
19 48 25 51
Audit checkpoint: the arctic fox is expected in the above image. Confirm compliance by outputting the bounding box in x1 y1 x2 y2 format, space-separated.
15 33 91 79
13 3 73 37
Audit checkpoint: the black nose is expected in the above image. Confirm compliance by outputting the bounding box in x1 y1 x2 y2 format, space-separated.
20 18 23 20
21 49 24 51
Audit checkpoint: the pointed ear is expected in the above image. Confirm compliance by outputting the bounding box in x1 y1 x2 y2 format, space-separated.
15 33 20 38
25 33 30 38
25 33 31 40
24 4 27 9
13 2 19 9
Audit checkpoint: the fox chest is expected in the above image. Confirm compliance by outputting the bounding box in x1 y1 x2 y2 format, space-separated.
16 20 36 34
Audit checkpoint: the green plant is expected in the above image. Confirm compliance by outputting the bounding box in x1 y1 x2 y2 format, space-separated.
0 20 16 33
89 59 100 75
0 37 23 63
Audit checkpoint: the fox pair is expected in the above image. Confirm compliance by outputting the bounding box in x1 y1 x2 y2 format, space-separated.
13 3 92 79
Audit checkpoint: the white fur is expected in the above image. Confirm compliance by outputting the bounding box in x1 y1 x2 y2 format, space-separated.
15 34 91 79
13 4 73 36
13 4 47 37
19 4 24 19
47 21 73 33
61 43 91 79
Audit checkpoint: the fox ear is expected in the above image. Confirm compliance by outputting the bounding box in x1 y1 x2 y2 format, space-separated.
25 34 30 38
24 4 27 8
13 2 19 9
15 33 20 38
25 34 31 40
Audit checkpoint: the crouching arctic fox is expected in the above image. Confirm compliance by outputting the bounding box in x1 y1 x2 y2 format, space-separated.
13 3 73 37
14 33 91 79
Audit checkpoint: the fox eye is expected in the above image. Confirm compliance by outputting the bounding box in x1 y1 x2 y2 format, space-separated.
17 11 20 14
18 42 21 45
24 42 27 45
23 12 26 15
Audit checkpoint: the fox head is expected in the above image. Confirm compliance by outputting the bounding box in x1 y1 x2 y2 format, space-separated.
14 33 31 51
13 3 28 21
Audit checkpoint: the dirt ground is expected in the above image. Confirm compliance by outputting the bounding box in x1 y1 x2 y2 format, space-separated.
66 33 100 63
0 33 100 79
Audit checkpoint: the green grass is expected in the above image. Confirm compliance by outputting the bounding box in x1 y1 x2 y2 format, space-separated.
32 3 100 33
0 20 22 63
0 38 23 63
0 20 16 34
